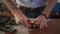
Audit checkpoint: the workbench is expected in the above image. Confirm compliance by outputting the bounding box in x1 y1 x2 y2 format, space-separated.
5 19 60 34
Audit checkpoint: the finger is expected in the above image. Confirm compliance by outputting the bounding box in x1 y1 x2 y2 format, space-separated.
33 19 38 25
15 18 19 24
23 20 31 27
36 18 42 25
16 18 24 25
39 20 45 29
14 17 20 24
14 17 18 24
39 18 46 29
19 20 24 25
15 20 19 24
43 19 48 29
16 20 23 25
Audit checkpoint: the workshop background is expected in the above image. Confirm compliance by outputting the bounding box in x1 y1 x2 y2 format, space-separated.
0 0 60 34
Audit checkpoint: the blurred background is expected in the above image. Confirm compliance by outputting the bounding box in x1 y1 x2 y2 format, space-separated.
0 0 60 18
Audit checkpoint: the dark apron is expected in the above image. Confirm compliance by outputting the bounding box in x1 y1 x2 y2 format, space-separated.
20 6 46 18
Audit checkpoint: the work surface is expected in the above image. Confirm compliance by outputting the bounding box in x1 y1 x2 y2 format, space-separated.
0 19 60 34
14 19 60 34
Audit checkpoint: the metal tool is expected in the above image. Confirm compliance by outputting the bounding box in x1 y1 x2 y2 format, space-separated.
0 16 17 32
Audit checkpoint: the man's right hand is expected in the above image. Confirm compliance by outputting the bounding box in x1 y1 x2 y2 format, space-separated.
14 13 30 27
3 0 30 27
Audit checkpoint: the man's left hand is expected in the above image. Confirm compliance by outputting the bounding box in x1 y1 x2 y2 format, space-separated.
35 15 48 29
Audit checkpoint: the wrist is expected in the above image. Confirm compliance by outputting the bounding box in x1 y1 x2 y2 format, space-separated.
40 14 47 19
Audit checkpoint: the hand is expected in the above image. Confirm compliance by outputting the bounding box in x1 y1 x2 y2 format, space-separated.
35 15 48 29
14 13 30 27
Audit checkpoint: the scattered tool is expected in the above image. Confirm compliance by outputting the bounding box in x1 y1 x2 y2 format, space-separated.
0 16 17 33
27 19 39 28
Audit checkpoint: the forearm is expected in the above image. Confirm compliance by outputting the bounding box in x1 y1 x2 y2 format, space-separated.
3 0 25 17
42 0 57 17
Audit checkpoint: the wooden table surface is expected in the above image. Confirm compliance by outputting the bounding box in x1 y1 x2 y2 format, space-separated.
5 19 60 34
28 19 60 34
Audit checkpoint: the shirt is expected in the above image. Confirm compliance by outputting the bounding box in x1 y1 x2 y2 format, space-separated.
16 0 47 8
